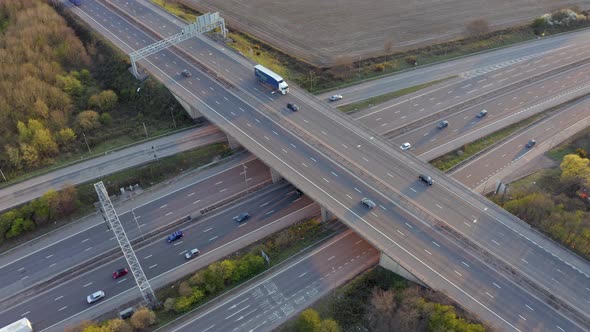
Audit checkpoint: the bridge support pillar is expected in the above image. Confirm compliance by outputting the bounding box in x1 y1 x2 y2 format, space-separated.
226 134 242 150
270 168 283 184
321 206 334 222
379 252 427 287
172 92 203 119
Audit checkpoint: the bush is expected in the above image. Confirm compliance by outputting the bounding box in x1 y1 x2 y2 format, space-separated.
178 281 192 297
76 110 101 131
129 307 156 329
466 19 490 38
405 55 417 65
99 113 112 126
373 63 385 72
296 309 321 332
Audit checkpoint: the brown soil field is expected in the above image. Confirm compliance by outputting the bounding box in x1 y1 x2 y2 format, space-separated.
185 0 588 66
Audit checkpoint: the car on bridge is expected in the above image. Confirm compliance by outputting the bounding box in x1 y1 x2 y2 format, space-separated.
526 139 536 148
287 103 299 111
477 109 488 118
437 120 449 129
418 174 433 185
233 212 250 223
361 198 376 209
329 94 343 101
400 142 411 151
181 69 192 77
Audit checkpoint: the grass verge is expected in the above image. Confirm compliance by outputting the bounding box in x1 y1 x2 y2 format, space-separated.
337 77 453 113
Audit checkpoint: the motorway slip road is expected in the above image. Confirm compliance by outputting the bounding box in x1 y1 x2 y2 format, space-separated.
0 125 225 212
161 231 379 332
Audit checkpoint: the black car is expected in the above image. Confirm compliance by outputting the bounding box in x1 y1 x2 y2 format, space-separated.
233 212 250 222
181 69 192 77
287 103 299 111
526 139 536 148
418 174 433 185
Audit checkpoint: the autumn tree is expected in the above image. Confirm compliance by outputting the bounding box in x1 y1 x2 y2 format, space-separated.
366 288 397 331
129 307 156 330
296 309 322 332
320 319 341 332
89 90 118 112
560 154 590 184
56 128 77 149
105 318 132 332
178 281 192 296
64 320 96 332
76 110 101 131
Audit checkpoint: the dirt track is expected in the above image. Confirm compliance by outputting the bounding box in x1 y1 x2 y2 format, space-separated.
185 0 588 66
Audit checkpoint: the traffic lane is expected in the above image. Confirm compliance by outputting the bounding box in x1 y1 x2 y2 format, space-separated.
394 64 590 155
0 186 312 329
451 98 590 188
353 45 590 131
326 30 590 104
172 231 379 332
77 3 590 325
0 158 270 302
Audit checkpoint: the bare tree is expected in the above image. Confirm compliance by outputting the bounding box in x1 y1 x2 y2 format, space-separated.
466 19 490 38
366 288 397 331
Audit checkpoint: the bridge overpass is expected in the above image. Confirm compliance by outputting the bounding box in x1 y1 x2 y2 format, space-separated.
73 1 590 330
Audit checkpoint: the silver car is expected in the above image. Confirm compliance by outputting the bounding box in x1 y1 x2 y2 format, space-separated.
185 248 200 260
87 290 105 304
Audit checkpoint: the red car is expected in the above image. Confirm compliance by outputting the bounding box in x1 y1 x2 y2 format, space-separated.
112 268 128 279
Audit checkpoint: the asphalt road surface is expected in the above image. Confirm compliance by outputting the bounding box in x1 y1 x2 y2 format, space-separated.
0 182 315 330
322 28 590 104
70 1 590 330
166 231 379 332
0 158 271 309
451 96 590 189
0 125 225 212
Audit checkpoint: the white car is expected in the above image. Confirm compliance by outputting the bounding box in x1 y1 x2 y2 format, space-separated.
185 248 200 260
400 142 411 151
87 290 105 304
329 94 343 101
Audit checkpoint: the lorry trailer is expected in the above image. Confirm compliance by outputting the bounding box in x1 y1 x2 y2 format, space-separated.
254 65 289 95
0 318 33 332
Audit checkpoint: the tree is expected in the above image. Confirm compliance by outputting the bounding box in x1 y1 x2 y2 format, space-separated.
32 126 58 157
64 320 96 332
129 307 156 329
5 144 22 169
560 154 590 184
31 195 51 225
20 143 40 168
57 74 84 96
89 90 118 112
296 309 321 332
33 99 49 119
105 318 132 332
366 288 397 331
99 113 112 126
76 110 101 131
466 19 490 38
576 148 588 159
320 319 341 332
219 259 236 282
163 297 176 312
178 281 192 296
56 128 77 148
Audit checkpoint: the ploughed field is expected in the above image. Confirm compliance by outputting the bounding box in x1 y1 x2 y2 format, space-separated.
188 0 587 66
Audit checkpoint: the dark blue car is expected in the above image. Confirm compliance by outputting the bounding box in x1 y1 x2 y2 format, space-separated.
167 231 183 243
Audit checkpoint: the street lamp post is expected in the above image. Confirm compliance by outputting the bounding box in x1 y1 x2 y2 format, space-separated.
170 106 177 129
82 132 91 153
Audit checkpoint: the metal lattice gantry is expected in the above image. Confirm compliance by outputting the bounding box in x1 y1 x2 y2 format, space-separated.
94 181 157 308
129 12 226 78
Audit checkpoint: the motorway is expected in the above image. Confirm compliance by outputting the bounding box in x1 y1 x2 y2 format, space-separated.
165 231 379 332
0 157 271 310
69 1 590 330
0 125 225 212
319 28 590 105
0 181 316 330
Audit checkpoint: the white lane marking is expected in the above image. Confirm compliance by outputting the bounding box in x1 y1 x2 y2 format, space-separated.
492 240 500 245
493 283 501 289
371 212 378 217
165 212 173 216
525 304 534 311
83 282 93 288
202 325 216 332
435 204 443 209
328 256 335 261
557 326 565 331
346 194 353 199
54 296 64 301
518 315 526 321
149 264 158 269
299 272 307 278
323 177 330 183
386 172 393 178
49 263 56 268
424 249 432 255
354 187 362 193
117 278 127 284
290 143 297 148
187 192 195 197
81 238 89 243
203 228 213 233
310 157 317 163
225 305 251 320
331 171 338 177
355 240 362 245
58 306 68 312
404 222 413 229
521 258 529 264
410 188 417 193
20 311 30 317
260 202 269 207
46 254 54 259
396 230 405 236
454 270 463 277
379 205 387 211
462 261 470 268
18 267 24 271
432 241 440 247
84 247 92 252
160 204 167 209
210 236 219 241
265 210 274 215
485 292 494 299
193 199 201 205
